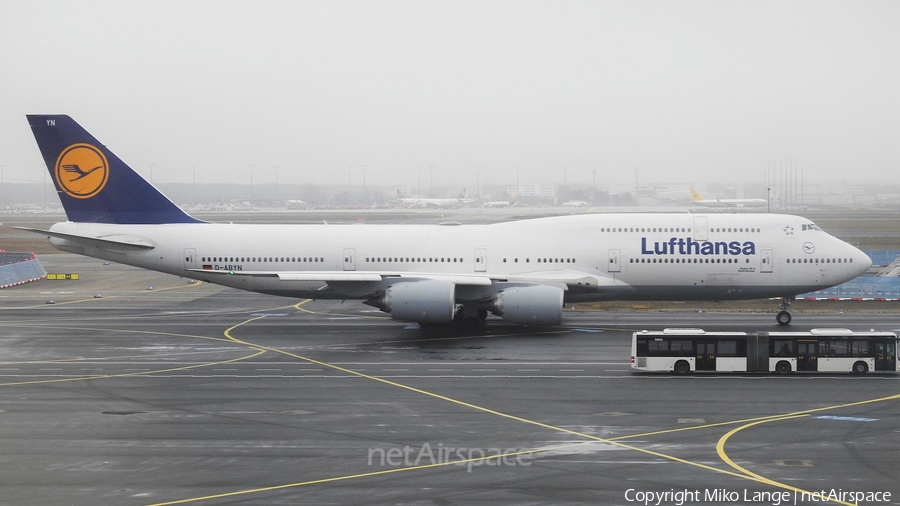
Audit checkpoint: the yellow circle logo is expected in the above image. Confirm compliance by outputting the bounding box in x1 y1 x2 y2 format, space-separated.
54 144 109 199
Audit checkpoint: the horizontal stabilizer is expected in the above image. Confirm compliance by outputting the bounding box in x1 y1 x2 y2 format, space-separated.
13 227 156 250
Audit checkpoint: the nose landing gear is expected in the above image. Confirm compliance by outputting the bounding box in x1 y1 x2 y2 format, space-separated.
776 296 795 325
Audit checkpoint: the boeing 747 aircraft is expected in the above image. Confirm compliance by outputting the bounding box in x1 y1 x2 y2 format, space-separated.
20 115 871 326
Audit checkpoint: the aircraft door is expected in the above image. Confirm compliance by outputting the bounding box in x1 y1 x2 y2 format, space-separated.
183 248 197 270
474 248 487 272
797 341 817 371
760 249 774 273
693 217 708 241
695 341 716 371
343 248 356 271
608 249 621 273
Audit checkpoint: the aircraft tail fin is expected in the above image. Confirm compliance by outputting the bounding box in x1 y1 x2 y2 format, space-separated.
26 115 200 224
689 188 705 202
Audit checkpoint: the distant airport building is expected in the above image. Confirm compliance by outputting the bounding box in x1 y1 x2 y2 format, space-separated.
507 183 555 200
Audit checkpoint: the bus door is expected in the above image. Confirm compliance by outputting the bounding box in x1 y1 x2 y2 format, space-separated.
695 341 716 371
797 341 818 371
874 341 896 372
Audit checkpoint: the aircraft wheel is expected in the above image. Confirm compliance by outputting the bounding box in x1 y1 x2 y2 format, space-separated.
776 310 792 326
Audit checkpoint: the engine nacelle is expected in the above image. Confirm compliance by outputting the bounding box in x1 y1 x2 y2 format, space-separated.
490 285 564 325
366 280 456 323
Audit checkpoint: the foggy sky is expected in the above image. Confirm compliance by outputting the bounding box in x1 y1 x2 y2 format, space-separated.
1 1 898 191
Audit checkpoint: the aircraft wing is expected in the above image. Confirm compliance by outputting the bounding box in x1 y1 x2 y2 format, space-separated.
502 270 631 288
188 269 495 286
13 227 156 250
187 268 626 290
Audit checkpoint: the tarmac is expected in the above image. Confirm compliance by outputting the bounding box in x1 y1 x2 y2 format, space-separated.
0 254 898 505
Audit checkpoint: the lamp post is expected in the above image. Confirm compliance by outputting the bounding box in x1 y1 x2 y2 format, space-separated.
249 164 254 203
347 165 353 208
767 187 771 214
273 166 279 206
362 165 367 208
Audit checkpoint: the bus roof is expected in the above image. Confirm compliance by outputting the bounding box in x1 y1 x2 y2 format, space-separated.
636 329 897 339
638 328 747 336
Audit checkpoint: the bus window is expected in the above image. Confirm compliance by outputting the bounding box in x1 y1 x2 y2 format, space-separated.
669 339 691 355
645 339 667 356
772 340 794 357
636 339 649 356
851 340 872 358
827 340 850 357
717 340 737 357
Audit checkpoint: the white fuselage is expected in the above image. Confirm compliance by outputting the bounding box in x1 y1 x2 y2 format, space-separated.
47 213 870 304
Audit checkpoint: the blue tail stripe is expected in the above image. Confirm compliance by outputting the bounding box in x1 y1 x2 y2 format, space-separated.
27 115 201 224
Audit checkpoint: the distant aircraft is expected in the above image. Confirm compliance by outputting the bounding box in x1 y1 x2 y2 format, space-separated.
394 189 477 208
20 115 871 327
285 199 308 209
690 188 767 208
482 201 511 208
561 201 589 207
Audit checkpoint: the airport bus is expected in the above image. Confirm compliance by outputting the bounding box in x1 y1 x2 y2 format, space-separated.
631 328 898 374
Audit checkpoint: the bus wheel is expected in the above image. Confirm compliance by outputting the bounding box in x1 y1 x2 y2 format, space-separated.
775 361 792 375
852 361 869 375
776 310 792 326
674 360 690 375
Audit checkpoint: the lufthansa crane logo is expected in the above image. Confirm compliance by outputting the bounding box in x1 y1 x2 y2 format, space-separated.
54 143 109 199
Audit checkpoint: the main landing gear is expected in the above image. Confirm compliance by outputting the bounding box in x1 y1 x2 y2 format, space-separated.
776 296 795 326
452 305 488 329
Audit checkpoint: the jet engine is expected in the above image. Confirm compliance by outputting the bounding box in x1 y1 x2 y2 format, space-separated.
489 285 564 325
365 280 456 323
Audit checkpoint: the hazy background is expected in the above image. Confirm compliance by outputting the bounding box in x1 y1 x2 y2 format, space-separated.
1 0 897 191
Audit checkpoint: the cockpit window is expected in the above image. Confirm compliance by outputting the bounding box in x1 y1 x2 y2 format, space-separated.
801 223 821 231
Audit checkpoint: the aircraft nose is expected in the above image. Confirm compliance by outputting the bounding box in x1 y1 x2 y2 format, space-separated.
845 241 872 275
857 248 873 273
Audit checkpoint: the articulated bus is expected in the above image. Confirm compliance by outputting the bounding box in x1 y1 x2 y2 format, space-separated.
631 328 898 374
